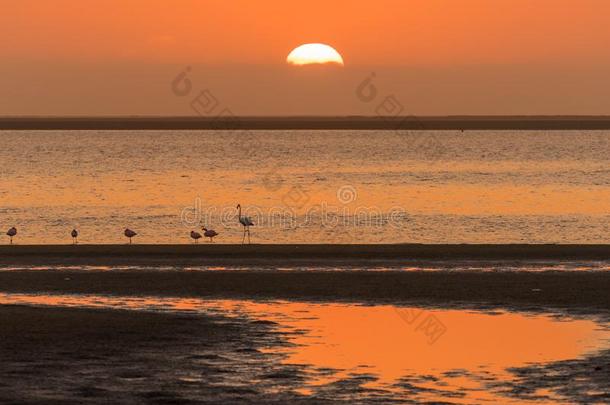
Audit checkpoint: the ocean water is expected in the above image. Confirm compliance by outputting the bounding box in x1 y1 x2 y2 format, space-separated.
1 129 610 244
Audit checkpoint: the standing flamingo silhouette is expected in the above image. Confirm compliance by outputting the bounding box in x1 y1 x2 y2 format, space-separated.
6 227 17 244
190 230 202 243
236 204 254 244
124 228 137 244
202 227 218 243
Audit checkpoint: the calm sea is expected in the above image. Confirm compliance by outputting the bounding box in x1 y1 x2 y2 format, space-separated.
1 129 609 244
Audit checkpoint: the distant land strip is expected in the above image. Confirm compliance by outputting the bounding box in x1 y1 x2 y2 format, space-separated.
3 116 610 130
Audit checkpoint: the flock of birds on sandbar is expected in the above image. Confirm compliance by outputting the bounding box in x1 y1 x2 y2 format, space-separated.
4 204 255 245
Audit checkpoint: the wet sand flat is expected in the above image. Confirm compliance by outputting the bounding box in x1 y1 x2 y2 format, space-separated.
0 305 302 404
1 246 609 402
4 244 610 266
0 297 608 404
1 294 608 403
1 269 608 314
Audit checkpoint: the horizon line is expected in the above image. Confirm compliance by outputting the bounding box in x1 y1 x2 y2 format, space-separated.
3 115 610 130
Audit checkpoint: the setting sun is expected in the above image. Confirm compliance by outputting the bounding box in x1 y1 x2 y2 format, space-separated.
2 2 610 404
286 43 344 66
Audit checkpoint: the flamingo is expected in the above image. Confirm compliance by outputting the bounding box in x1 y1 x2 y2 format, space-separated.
71 229 78 244
190 230 202 243
124 228 137 244
236 204 254 244
202 227 218 243
6 227 16 244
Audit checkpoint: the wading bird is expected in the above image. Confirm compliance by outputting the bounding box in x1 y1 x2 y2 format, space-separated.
71 229 78 244
6 227 17 244
202 227 218 243
124 228 137 244
190 230 202 243
236 204 254 244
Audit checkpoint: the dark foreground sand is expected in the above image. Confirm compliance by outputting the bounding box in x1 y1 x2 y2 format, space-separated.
0 305 309 404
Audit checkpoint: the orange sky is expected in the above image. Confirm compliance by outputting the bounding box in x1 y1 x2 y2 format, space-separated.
2 0 610 115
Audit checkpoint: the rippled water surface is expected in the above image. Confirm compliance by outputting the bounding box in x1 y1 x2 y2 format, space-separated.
2 130 610 244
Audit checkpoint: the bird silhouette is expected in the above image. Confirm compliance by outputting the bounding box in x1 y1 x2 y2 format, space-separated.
202 227 218 243
6 227 17 244
124 228 137 244
190 230 202 243
236 204 254 244
71 229 78 244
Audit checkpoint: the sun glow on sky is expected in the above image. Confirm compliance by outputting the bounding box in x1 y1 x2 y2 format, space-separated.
4 1 610 115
